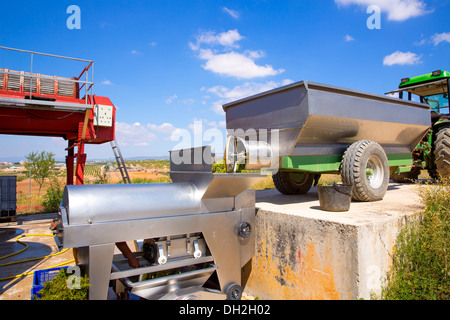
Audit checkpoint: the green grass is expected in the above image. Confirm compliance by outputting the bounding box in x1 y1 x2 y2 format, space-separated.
35 268 89 300
126 159 170 170
131 176 172 184
381 181 450 300
16 192 45 214
250 175 275 190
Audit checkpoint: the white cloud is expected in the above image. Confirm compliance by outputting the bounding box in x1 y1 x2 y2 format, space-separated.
432 32 450 46
198 49 284 79
222 7 240 19
147 122 187 141
207 79 294 114
166 94 178 104
115 122 157 147
131 50 141 55
344 34 355 42
100 80 112 85
190 29 284 79
147 123 178 135
189 118 227 130
182 98 195 105
189 29 244 51
335 0 431 21
413 34 427 46
383 51 423 66
245 50 266 59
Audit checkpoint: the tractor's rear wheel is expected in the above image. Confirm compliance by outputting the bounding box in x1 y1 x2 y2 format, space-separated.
434 126 450 181
341 140 389 202
272 171 314 195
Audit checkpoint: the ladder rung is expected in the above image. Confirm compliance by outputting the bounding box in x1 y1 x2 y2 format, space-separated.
110 139 131 184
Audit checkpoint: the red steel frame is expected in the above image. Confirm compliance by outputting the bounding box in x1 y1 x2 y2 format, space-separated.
0 47 116 185
0 93 116 185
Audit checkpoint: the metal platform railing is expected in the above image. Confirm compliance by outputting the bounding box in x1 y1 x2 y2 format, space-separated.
0 46 94 106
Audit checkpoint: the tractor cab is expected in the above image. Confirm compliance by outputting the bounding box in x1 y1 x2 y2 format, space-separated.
388 70 450 116
386 70 450 181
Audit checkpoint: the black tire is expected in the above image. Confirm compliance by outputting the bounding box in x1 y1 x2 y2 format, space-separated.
434 126 450 180
272 171 314 195
341 140 389 202
226 283 242 300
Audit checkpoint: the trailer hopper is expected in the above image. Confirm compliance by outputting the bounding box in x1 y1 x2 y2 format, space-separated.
223 81 430 201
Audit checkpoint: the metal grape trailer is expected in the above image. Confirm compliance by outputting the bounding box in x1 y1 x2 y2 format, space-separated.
223 80 430 202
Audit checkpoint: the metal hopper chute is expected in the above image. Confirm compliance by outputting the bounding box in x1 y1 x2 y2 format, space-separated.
54 146 266 300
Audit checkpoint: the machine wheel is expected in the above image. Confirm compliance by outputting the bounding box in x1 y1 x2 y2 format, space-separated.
341 140 389 202
225 283 243 300
434 126 450 181
272 172 314 195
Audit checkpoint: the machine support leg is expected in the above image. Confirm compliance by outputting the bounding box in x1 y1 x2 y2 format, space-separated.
88 243 115 300
66 140 75 186
75 141 86 185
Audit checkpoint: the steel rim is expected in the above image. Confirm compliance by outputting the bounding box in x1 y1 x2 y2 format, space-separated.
291 172 308 185
366 155 384 189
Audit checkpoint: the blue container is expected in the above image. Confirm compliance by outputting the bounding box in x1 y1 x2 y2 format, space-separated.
31 266 68 300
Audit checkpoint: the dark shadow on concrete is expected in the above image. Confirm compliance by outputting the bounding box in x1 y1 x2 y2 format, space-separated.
0 225 55 295
17 213 57 223
255 188 320 206
0 227 25 243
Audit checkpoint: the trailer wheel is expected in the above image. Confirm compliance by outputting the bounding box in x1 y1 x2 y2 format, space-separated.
434 126 450 180
272 172 314 195
225 283 242 300
341 140 389 202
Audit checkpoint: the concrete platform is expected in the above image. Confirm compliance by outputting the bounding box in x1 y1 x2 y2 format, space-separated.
0 183 424 300
245 183 424 300
0 213 74 300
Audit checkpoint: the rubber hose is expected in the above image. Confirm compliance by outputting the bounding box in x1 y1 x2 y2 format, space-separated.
0 233 74 281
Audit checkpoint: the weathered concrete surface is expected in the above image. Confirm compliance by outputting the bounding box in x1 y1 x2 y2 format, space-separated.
245 183 423 300
0 213 74 300
0 184 424 300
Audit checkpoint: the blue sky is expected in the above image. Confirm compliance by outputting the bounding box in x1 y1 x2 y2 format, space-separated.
0 0 449 161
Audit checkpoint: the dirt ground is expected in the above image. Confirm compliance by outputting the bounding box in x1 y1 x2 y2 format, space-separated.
15 171 167 194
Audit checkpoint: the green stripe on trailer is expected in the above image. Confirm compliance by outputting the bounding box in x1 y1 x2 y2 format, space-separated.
386 153 413 166
280 153 412 173
281 155 343 173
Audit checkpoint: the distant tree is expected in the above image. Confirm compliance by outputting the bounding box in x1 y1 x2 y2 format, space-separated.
24 151 56 194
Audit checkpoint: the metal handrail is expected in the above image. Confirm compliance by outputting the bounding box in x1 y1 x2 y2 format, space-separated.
0 70 93 85
0 45 94 104
76 61 94 80
0 45 92 62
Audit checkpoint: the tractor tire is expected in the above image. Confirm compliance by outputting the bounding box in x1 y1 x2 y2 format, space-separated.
434 126 450 180
272 171 314 195
341 140 389 202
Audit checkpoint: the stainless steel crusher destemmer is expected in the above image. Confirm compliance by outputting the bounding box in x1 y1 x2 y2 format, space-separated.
54 146 265 300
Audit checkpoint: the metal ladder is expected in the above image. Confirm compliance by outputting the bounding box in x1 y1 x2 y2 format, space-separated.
110 139 131 184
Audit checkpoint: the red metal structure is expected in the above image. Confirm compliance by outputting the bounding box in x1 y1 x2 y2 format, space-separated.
0 46 116 185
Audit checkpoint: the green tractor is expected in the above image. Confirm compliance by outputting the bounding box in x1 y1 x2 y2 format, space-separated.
387 70 450 182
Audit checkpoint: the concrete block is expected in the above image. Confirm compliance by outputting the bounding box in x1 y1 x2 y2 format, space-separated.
244 184 423 300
